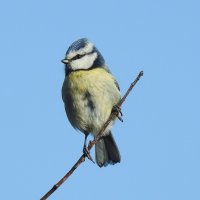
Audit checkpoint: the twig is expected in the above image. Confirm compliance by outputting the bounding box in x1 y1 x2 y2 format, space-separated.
40 70 144 200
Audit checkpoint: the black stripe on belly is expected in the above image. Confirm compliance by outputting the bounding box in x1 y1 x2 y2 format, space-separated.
84 91 95 111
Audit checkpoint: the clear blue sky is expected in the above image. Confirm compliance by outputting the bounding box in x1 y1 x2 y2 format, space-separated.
1 0 200 199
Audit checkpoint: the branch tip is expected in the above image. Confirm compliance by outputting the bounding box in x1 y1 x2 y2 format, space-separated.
140 71 144 76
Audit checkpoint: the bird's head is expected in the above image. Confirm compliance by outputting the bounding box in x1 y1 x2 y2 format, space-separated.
61 38 106 75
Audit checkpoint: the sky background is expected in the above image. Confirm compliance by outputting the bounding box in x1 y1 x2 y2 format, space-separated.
1 0 200 200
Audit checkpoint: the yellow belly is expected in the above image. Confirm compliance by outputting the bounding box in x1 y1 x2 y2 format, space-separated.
62 68 120 135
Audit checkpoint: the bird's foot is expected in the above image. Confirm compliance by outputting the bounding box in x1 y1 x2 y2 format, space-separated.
112 105 123 122
83 145 95 164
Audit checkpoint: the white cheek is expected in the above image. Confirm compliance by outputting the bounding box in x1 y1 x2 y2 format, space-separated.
70 52 97 70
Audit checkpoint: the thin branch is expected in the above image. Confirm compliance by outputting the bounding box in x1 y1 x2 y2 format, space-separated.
40 70 144 200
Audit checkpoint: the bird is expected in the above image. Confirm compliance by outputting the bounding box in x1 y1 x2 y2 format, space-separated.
61 38 121 167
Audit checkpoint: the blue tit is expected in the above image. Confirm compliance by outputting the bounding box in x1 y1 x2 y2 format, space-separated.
61 38 121 167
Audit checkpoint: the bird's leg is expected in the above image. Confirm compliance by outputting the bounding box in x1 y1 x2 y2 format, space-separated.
112 105 123 122
83 133 95 163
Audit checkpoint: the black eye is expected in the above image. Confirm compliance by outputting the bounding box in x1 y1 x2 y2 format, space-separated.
71 54 84 61
76 54 82 59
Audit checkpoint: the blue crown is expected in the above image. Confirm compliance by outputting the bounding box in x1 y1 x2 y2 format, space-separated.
66 38 89 54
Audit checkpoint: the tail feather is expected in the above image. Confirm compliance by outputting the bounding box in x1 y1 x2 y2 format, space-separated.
95 132 121 167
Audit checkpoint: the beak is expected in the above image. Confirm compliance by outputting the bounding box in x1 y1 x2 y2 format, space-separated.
61 58 69 64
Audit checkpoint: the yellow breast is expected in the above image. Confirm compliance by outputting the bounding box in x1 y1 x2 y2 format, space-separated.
62 68 120 134
68 68 116 91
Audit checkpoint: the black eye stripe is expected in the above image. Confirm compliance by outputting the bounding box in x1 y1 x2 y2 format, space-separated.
70 54 84 61
72 54 84 60
70 51 95 61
